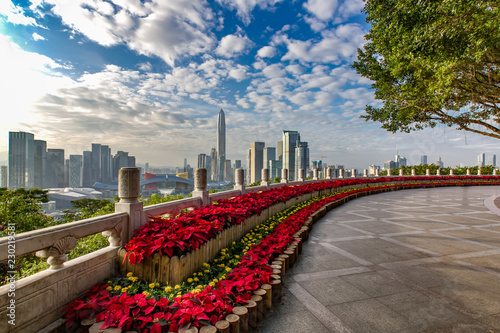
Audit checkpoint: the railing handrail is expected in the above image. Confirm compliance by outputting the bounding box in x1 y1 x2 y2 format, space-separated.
143 196 202 218
0 212 128 262
209 189 241 203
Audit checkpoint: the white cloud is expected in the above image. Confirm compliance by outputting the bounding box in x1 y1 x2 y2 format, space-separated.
0 1 43 27
281 23 367 64
40 0 215 67
303 0 338 21
32 32 45 41
257 46 277 58
229 65 248 81
216 33 254 58
216 0 284 25
137 62 152 71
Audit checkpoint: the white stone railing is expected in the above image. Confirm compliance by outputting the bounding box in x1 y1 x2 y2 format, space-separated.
0 166 494 332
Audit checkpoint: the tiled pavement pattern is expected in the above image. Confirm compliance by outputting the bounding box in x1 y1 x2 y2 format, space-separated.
257 186 500 333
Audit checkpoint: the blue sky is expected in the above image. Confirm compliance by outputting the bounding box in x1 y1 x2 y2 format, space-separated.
1 0 498 169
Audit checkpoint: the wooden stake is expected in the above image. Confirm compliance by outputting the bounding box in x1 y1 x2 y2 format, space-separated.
232 306 248 333
225 314 240 333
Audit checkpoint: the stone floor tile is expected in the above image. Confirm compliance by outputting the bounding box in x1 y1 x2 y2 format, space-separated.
299 276 371 306
340 271 411 297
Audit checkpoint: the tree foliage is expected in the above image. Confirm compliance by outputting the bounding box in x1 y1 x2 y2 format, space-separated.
353 1 500 139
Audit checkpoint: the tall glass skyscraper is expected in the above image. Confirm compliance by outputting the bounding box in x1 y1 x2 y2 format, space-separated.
282 130 300 181
8 131 35 189
217 109 226 181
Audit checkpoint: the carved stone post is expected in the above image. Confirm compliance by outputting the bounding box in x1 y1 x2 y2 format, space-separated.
313 169 318 180
351 169 357 178
478 167 482 176
192 168 210 206
339 169 344 178
363 169 368 177
494 169 498 176
411 169 416 176
450 169 454 176
261 168 270 187
375 169 380 177
387 169 391 176
234 168 245 193
114 167 144 245
426 169 431 176
298 169 305 182
326 167 332 179
466 168 471 175
399 169 404 176
281 169 289 184
437 169 441 176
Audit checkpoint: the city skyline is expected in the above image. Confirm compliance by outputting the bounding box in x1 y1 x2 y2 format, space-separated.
1 1 500 170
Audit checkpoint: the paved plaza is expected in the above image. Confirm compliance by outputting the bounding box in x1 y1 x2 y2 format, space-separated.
258 186 500 333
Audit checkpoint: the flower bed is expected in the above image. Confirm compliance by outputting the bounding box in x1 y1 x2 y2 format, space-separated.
63 176 500 332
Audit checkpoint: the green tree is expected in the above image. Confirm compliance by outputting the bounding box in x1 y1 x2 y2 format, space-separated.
353 1 500 139
0 188 54 236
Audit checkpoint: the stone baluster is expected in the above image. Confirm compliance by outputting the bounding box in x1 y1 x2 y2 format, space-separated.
478 167 482 176
326 167 332 179
339 169 344 178
363 169 368 177
313 169 319 180
114 167 144 244
375 169 380 177
36 236 78 270
426 169 430 176
387 169 391 176
466 168 471 175
351 169 357 177
192 168 210 206
234 168 245 193
450 169 454 176
399 169 404 176
411 169 416 176
281 168 289 184
494 169 498 176
298 169 305 182
437 169 441 176
261 168 270 187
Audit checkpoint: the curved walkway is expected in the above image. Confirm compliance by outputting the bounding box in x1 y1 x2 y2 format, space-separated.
258 186 500 333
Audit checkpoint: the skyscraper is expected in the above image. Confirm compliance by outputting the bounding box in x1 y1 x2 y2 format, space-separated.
277 141 283 161
0 166 7 188
198 153 207 169
246 148 251 185
263 147 276 167
46 148 65 188
82 151 92 186
420 155 428 165
487 154 497 167
477 153 486 167
33 139 47 189
8 131 35 189
69 155 83 188
210 148 217 181
282 131 300 181
217 109 226 181
91 143 102 184
295 141 309 180
250 142 265 183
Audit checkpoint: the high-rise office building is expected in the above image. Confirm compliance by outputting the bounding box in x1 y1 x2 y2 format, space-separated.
224 159 232 183
437 156 444 168
8 131 35 189
269 160 282 180
113 151 136 180
217 109 226 181
69 155 83 188
100 145 112 183
282 130 300 181
198 153 207 169
295 141 309 179
250 142 265 183
46 148 65 188
420 155 428 165
263 147 276 168
210 148 217 181
234 160 241 170
477 153 486 167
246 148 252 185
277 141 283 161
33 139 47 189
0 165 8 187
91 143 102 184
82 151 93 186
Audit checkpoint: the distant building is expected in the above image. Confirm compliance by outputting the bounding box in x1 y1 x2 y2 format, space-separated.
69 155 83 188
263 147 276 170
269 160 282 180
224 159 232 183
477 153 486 167
384 161 397 170
0 165 7 187
217 109 226 181
246 148 251 185
369 165 380 176
437 156 444 168
234 160 242 170
487 154 497 167
82 151 93 187
197 153 207 169
101 145 112 183
210 148 217 181
250 142 265 183
420 155 428 165
277 141 283 161
46 148 65 188
33 139 47 189
8 131 35 189
113 151 136 180
282 130 300 181
295 141 309 179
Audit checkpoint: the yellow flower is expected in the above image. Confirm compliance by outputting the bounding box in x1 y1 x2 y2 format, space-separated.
143 291 150 297
149 283 156 289
128 276 138 282
225 267 231 272
106 286 113 291
174 285 181 289
126 272 133 277
121 288 128 293
209 282 215 287
164 286 173 293
204 270 210 274
194 277 199 282
187 278 193 283
155 283 159 287
197 285 203 289
114 285 121 291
